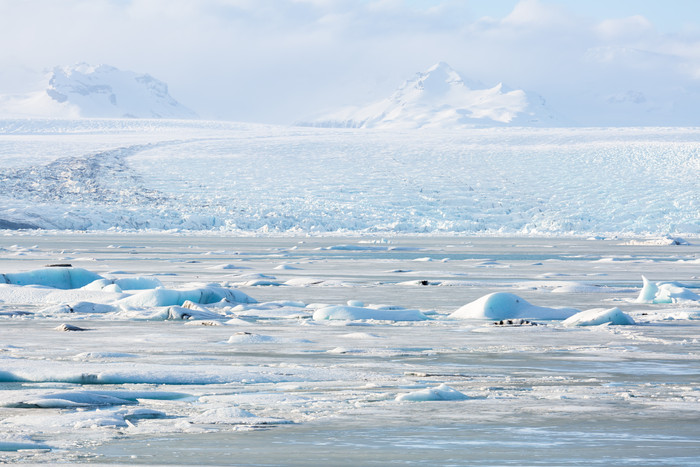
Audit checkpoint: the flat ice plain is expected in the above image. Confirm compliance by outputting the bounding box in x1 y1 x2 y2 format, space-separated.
1 120 700 465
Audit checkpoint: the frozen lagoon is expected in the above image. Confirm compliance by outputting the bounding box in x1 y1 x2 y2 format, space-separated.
1 233 700 465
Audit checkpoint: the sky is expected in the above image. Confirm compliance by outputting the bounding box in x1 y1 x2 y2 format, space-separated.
1 0 700 124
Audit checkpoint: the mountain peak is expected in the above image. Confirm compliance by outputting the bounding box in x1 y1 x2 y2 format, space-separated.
0 63 197 119
46 63 196 119
301 62 557 128
399 62 466 98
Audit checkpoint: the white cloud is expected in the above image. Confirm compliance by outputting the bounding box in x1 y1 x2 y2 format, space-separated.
596 15 655 41
501 0 570 27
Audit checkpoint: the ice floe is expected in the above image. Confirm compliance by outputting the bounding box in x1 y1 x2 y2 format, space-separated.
1 390 188 409
190 407 291 425
0 435 50 451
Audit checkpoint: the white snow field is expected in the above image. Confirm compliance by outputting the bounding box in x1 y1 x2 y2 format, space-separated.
1 235 700 465
1 119 700 465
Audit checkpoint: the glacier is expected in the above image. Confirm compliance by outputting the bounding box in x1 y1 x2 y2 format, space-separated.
0 118 699 236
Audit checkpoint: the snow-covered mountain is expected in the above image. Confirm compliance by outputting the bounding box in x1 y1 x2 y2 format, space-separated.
0 64 197 119
301 62 558 128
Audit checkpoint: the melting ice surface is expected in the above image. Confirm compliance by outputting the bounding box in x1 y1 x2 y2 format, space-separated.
1 235 700 465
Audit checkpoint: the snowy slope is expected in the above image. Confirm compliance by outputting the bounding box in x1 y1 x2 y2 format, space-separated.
301 62 557 128
0 64 197 119
0 119 698 236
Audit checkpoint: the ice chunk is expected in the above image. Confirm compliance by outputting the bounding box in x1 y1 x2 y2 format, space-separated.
562 307 635 326
396 383 470 401
635 276 700 303
38 304 73 314
39 301 116 315
184 320 223 326
227 332 277 343
635 276 659 303
450 292 579 320
624 236 690 246
5 408 130 429
2 267 103 289
167 305 226 320
12 392 134 408
313 305 429 321
2 390 189 409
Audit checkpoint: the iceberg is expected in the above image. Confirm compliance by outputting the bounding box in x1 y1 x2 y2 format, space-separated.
396 384 470 402
635 276 700 303
117 285 256 309
562 307 635 326
450 292 579 320
1 267 103 289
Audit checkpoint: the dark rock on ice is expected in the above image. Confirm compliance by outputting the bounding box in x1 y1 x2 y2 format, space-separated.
493 319 538 326
55 323 90 331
